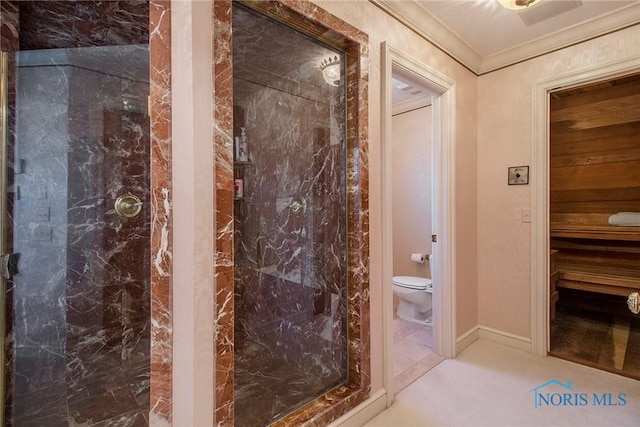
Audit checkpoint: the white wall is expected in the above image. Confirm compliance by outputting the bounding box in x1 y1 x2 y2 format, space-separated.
169 0 639 422
477 25 640 340
171 1 214 425
392 106 432 279
316 0 479 392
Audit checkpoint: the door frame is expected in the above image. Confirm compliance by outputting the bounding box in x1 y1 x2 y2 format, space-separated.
381 42 456 404
530 56 640 356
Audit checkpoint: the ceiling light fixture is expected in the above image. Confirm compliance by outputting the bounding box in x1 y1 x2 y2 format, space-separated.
319 55 341 87
498 0 542 10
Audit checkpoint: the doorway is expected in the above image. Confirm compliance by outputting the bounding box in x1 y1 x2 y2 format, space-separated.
530 56 640 361
547 73 640 379
381 42 456 402
388 68 443 393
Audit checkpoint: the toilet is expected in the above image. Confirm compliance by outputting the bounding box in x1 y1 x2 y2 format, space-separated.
393 276 433 325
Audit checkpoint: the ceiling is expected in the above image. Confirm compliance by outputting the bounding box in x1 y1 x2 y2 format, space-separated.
373 0 640 75
391 68 435 112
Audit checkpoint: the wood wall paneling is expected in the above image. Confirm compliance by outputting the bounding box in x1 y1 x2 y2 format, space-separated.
549 73 640 299
550 73 640 226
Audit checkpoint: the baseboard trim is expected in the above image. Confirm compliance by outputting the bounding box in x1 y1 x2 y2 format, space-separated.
456 326 479 355
478 325 532 353
330 328 530 426
328 388 388 427
456 325 532 354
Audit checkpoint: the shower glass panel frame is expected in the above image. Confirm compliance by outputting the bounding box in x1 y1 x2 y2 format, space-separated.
0 50 8 427
213 0 370 425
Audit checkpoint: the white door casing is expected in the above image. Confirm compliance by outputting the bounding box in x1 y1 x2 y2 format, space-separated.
381 41 457 405
530 56 640 356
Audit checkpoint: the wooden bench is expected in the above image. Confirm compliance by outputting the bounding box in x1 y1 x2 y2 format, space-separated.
551 224 640 242
556 270 639 297
550 223 640 299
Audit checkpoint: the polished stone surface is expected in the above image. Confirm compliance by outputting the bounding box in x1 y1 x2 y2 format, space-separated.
1 1 173 425
8 44 150 426
148 1 172 424
18 0 148 50
214 1 370 426
232 6 348 424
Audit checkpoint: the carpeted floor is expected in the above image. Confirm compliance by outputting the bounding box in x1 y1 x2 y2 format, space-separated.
364 339 640 427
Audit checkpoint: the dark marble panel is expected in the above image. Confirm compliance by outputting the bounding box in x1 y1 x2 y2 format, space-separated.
18 1 148 50
233 33 346 386
6 45 151 426
1 1 173 425
0 1 19 51
235 339 342 427
228 2 369 426
65 60 150 425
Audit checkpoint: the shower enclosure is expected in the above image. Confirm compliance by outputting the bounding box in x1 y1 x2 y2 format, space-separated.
1 2 152 425
232 4 349 426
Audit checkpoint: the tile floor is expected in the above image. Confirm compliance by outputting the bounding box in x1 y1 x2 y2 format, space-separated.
392 316 444 394
550 288 640 380
234 335 344 427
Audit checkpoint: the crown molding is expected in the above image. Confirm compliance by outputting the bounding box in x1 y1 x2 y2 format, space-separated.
371 1 640 76
371 0 482 73
480 3 640 74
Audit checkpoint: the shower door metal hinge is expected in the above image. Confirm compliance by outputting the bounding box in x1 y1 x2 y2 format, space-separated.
432 234 438 243
0 253 19 279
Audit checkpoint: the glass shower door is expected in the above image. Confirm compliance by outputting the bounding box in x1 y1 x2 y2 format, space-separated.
1 45 151 426
232 4 348 426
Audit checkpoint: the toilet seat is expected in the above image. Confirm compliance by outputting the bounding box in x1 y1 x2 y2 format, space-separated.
393 276 432 291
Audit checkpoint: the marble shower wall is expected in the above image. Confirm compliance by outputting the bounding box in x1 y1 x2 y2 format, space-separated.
233 3 347 381
17 0 149 50
1 1 173 425
215 1 370 425
148 1 173 423
0 1 18 51
9 45 150 426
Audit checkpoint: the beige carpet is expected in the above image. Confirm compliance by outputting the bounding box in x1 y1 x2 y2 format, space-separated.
365 339 639 427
